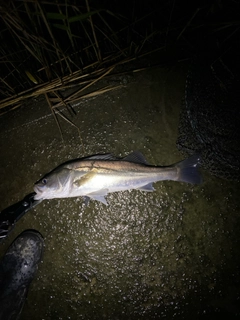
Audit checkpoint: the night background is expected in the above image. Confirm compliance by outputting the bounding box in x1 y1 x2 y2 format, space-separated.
0 1 240 319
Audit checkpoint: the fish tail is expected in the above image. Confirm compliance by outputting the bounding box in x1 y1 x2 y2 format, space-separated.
175 154 202 184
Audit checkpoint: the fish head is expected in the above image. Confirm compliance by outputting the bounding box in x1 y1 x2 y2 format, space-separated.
34 167 70 200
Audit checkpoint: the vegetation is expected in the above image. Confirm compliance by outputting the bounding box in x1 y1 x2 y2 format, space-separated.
0 0 239 136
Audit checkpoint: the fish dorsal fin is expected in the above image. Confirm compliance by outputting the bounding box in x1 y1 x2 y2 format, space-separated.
85 154 118 161
123 151 149 164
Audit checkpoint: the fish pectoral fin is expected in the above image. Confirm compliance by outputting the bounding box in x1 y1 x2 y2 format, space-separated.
87 189 109 205
137 183 155 192
73 172 96 187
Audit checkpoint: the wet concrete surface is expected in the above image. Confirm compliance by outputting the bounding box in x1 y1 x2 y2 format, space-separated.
0 63 240 319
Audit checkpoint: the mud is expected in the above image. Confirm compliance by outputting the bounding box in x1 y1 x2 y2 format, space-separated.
0 63 239 319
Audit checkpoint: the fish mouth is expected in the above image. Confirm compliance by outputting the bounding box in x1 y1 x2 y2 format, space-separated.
33 185 43 200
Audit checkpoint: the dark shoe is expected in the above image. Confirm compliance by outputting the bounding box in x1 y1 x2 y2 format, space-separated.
0 230 44 320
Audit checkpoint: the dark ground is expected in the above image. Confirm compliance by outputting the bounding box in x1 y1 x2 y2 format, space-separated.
0 62 240 319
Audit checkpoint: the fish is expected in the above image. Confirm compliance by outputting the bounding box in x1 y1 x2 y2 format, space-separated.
33 151 202 205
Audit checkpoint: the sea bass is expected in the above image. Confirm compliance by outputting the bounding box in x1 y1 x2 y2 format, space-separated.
34 152 202 205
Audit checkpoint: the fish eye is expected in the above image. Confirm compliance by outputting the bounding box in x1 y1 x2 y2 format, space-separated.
42 178 47 184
